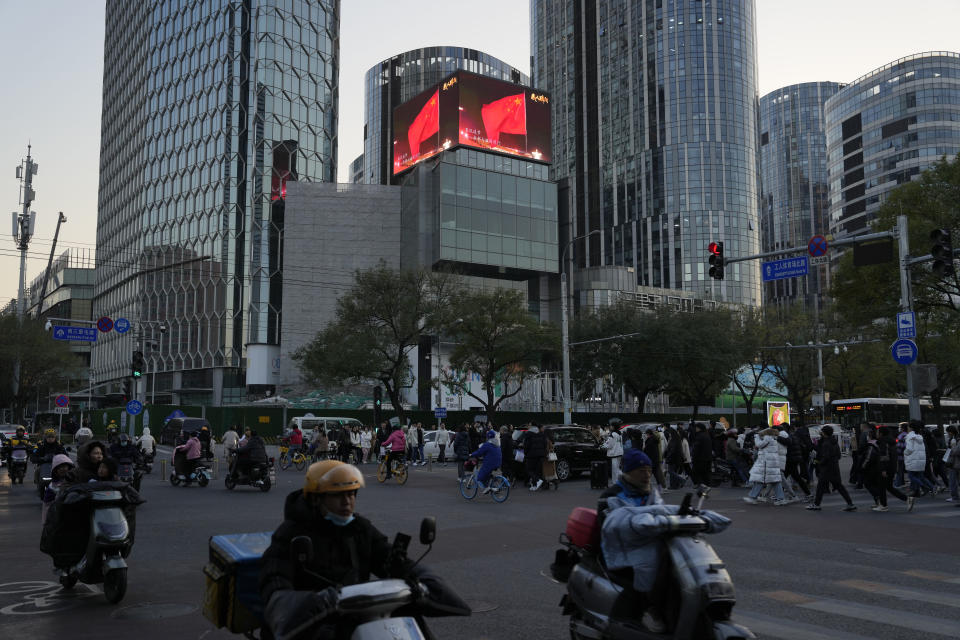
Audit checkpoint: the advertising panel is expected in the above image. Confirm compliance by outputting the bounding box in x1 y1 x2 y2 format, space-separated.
766 401 791 427
392 72 551 176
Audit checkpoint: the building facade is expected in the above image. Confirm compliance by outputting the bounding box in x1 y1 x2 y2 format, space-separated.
362 46 527 186
93 0 339 405
759 82 843 308
531 0 763 308
349 154 364 183
825 52 960 239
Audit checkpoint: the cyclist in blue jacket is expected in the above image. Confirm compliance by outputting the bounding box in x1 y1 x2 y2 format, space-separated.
469 430 503 494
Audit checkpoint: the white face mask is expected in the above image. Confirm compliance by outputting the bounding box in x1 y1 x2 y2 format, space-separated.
324 512 355 527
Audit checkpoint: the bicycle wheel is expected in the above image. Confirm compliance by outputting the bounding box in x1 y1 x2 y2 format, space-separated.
376 461 388 483
459 474 478 500
279 452 291 470
294 454 307 471
490 475 510 503
394 462 408 485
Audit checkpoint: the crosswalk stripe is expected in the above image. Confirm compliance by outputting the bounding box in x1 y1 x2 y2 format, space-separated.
763 590 960 638
736 610 879 640
902 569 960 585
837 578 960 609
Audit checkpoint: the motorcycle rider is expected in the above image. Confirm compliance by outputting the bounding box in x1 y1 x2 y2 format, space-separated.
469 429 503 494
3 426 33 469
221 425 240 457
32 428 66 462
381 425 406 479
106 420 120 445
198 425 213 460
74 423 93 446
233 428 268 479
259 460 414 639
110 433 143 472
137 427 156 459
70 440 110 483
174 431 203 478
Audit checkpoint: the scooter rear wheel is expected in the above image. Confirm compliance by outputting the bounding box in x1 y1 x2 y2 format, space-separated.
198 474 210 487
259 476 271 492
59 574 78 590
104 568 127 604
224 475 237 490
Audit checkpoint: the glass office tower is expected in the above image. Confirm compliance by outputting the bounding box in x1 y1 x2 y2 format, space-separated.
531 0 762 307
93 0 339 404
825 52 960 239
363 46 527 185
759 82 843 308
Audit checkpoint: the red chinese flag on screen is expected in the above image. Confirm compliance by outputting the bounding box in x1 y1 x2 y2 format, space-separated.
481 93 527 144
407 90 440 158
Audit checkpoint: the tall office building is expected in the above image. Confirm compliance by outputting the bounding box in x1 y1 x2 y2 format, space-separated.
93 0 339 405
825 52 960 239
531 0 762 307
362 46 527 186
759 82 843 308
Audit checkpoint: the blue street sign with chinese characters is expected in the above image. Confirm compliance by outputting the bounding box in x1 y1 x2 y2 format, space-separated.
114 317 131 334
433 407 447 419
51 326 98 342
126 400 143 416
896 311 916 339
762 256 809 282
890 339 918 366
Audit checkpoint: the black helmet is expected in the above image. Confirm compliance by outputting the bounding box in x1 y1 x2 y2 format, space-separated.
119 433 130 445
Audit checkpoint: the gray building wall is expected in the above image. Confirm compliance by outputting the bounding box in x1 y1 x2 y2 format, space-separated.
279 182 402 386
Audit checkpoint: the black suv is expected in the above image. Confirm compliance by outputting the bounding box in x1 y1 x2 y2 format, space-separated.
542 425 606 481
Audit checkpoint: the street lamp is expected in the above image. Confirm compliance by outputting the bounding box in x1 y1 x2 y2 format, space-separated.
561 229 601 425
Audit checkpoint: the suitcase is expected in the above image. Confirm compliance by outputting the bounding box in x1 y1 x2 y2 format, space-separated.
202 532 273 633
590 460 609 490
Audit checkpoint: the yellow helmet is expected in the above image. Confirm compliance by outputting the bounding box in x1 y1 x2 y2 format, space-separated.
44 429 57 438
303 460 365 495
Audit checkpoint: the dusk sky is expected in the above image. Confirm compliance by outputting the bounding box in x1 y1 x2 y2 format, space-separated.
1 0 957 304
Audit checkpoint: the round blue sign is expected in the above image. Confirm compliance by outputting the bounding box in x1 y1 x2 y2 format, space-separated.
115 317 131 334
126 400 143 416
890 339 918 366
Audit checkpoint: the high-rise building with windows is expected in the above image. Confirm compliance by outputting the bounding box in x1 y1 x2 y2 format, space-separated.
531 0 762 308
362 46 527 186
759 82 843 308
825 52 960 240
93 0 339 405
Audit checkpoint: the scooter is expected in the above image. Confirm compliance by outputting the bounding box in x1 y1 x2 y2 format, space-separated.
47 481 143 604
8 445 29 484
170 449 211 487
224 453 273 492
35 454 54 500
117 459 143 492
551 488 755 640
139 449 155 474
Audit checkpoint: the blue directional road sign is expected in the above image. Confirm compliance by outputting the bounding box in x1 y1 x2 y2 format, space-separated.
891 339 918 366
896 311 917 339
433 407 447 419
51 326 98 342
762 256 809 282
126 400 143 416
114 317 131 334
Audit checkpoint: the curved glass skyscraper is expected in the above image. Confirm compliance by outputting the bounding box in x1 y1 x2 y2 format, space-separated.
760 82 843 308
825 52 960 239
362 46 527 185
531 0 762 307
94 0 339 404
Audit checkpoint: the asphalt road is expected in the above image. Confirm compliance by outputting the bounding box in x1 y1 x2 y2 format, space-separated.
1 446 959 640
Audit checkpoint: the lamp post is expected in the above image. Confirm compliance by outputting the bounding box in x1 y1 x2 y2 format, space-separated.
561 230 601 425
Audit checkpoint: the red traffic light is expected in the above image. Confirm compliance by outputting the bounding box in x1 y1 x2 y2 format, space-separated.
708 242 720 255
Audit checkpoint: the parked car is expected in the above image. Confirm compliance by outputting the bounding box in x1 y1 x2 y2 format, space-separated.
160 417 211 445
541 425 607 481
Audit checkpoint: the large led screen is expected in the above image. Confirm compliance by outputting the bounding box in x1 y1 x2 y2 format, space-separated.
393 72 551 176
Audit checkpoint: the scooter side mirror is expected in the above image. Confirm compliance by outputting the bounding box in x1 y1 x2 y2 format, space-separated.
419 517 436 546
290 536 314 565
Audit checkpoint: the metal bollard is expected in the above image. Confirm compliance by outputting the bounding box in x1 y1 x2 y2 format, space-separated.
160 458 167 481
212 458 219 480
428 454 433 472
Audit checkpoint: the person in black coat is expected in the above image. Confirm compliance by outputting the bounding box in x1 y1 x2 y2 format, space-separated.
807 426 856 511
690 423 713 488
453 425 472 480
520 424 547 490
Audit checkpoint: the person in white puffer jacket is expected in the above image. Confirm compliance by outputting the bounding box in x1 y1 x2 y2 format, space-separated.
904 421 936 509
744 428 787 505
435 424 450 466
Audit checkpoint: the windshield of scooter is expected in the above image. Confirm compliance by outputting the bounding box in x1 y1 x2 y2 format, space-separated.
93 506 129 542
11 448 27 460
338 579 415 616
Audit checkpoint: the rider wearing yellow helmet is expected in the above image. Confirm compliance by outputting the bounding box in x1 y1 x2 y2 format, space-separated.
32 427 66 462
259 460 408 637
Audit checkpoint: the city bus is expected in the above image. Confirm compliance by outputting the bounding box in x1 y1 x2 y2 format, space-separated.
830 397 960 431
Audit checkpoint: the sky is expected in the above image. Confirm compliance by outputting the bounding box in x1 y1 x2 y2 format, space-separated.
0 0 958 305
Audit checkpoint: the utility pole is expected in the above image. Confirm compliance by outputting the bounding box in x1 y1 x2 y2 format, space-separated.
11 146 38 418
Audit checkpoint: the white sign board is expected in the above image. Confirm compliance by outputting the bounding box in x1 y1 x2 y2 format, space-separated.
53 406 70 414
809 255 829 266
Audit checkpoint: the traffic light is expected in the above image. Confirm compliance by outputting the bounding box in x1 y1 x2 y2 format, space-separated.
373 386 383 424
708 241 725 280
930 228 954 277
132 350 145 378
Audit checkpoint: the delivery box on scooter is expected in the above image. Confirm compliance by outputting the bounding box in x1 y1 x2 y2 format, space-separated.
565 507 600 550
203 532 272 633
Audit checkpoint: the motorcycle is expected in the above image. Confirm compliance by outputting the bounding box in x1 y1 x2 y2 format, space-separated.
224 453 273 492
170 449 211 487
41 480 144 604
551 488 755 640
8 445 29 484
117 459 144 492
34 454 55 499
139 449 155 474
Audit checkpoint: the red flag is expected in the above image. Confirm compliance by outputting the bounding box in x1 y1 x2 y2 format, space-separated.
407 90 440 157
481 93 527 144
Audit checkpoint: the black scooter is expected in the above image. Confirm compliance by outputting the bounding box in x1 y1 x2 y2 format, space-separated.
552 488 755 640
7 444 29 484
224 452 273 492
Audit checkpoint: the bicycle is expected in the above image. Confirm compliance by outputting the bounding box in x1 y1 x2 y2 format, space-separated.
376 447 408 485
277 440 309 471
459 461 510 503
